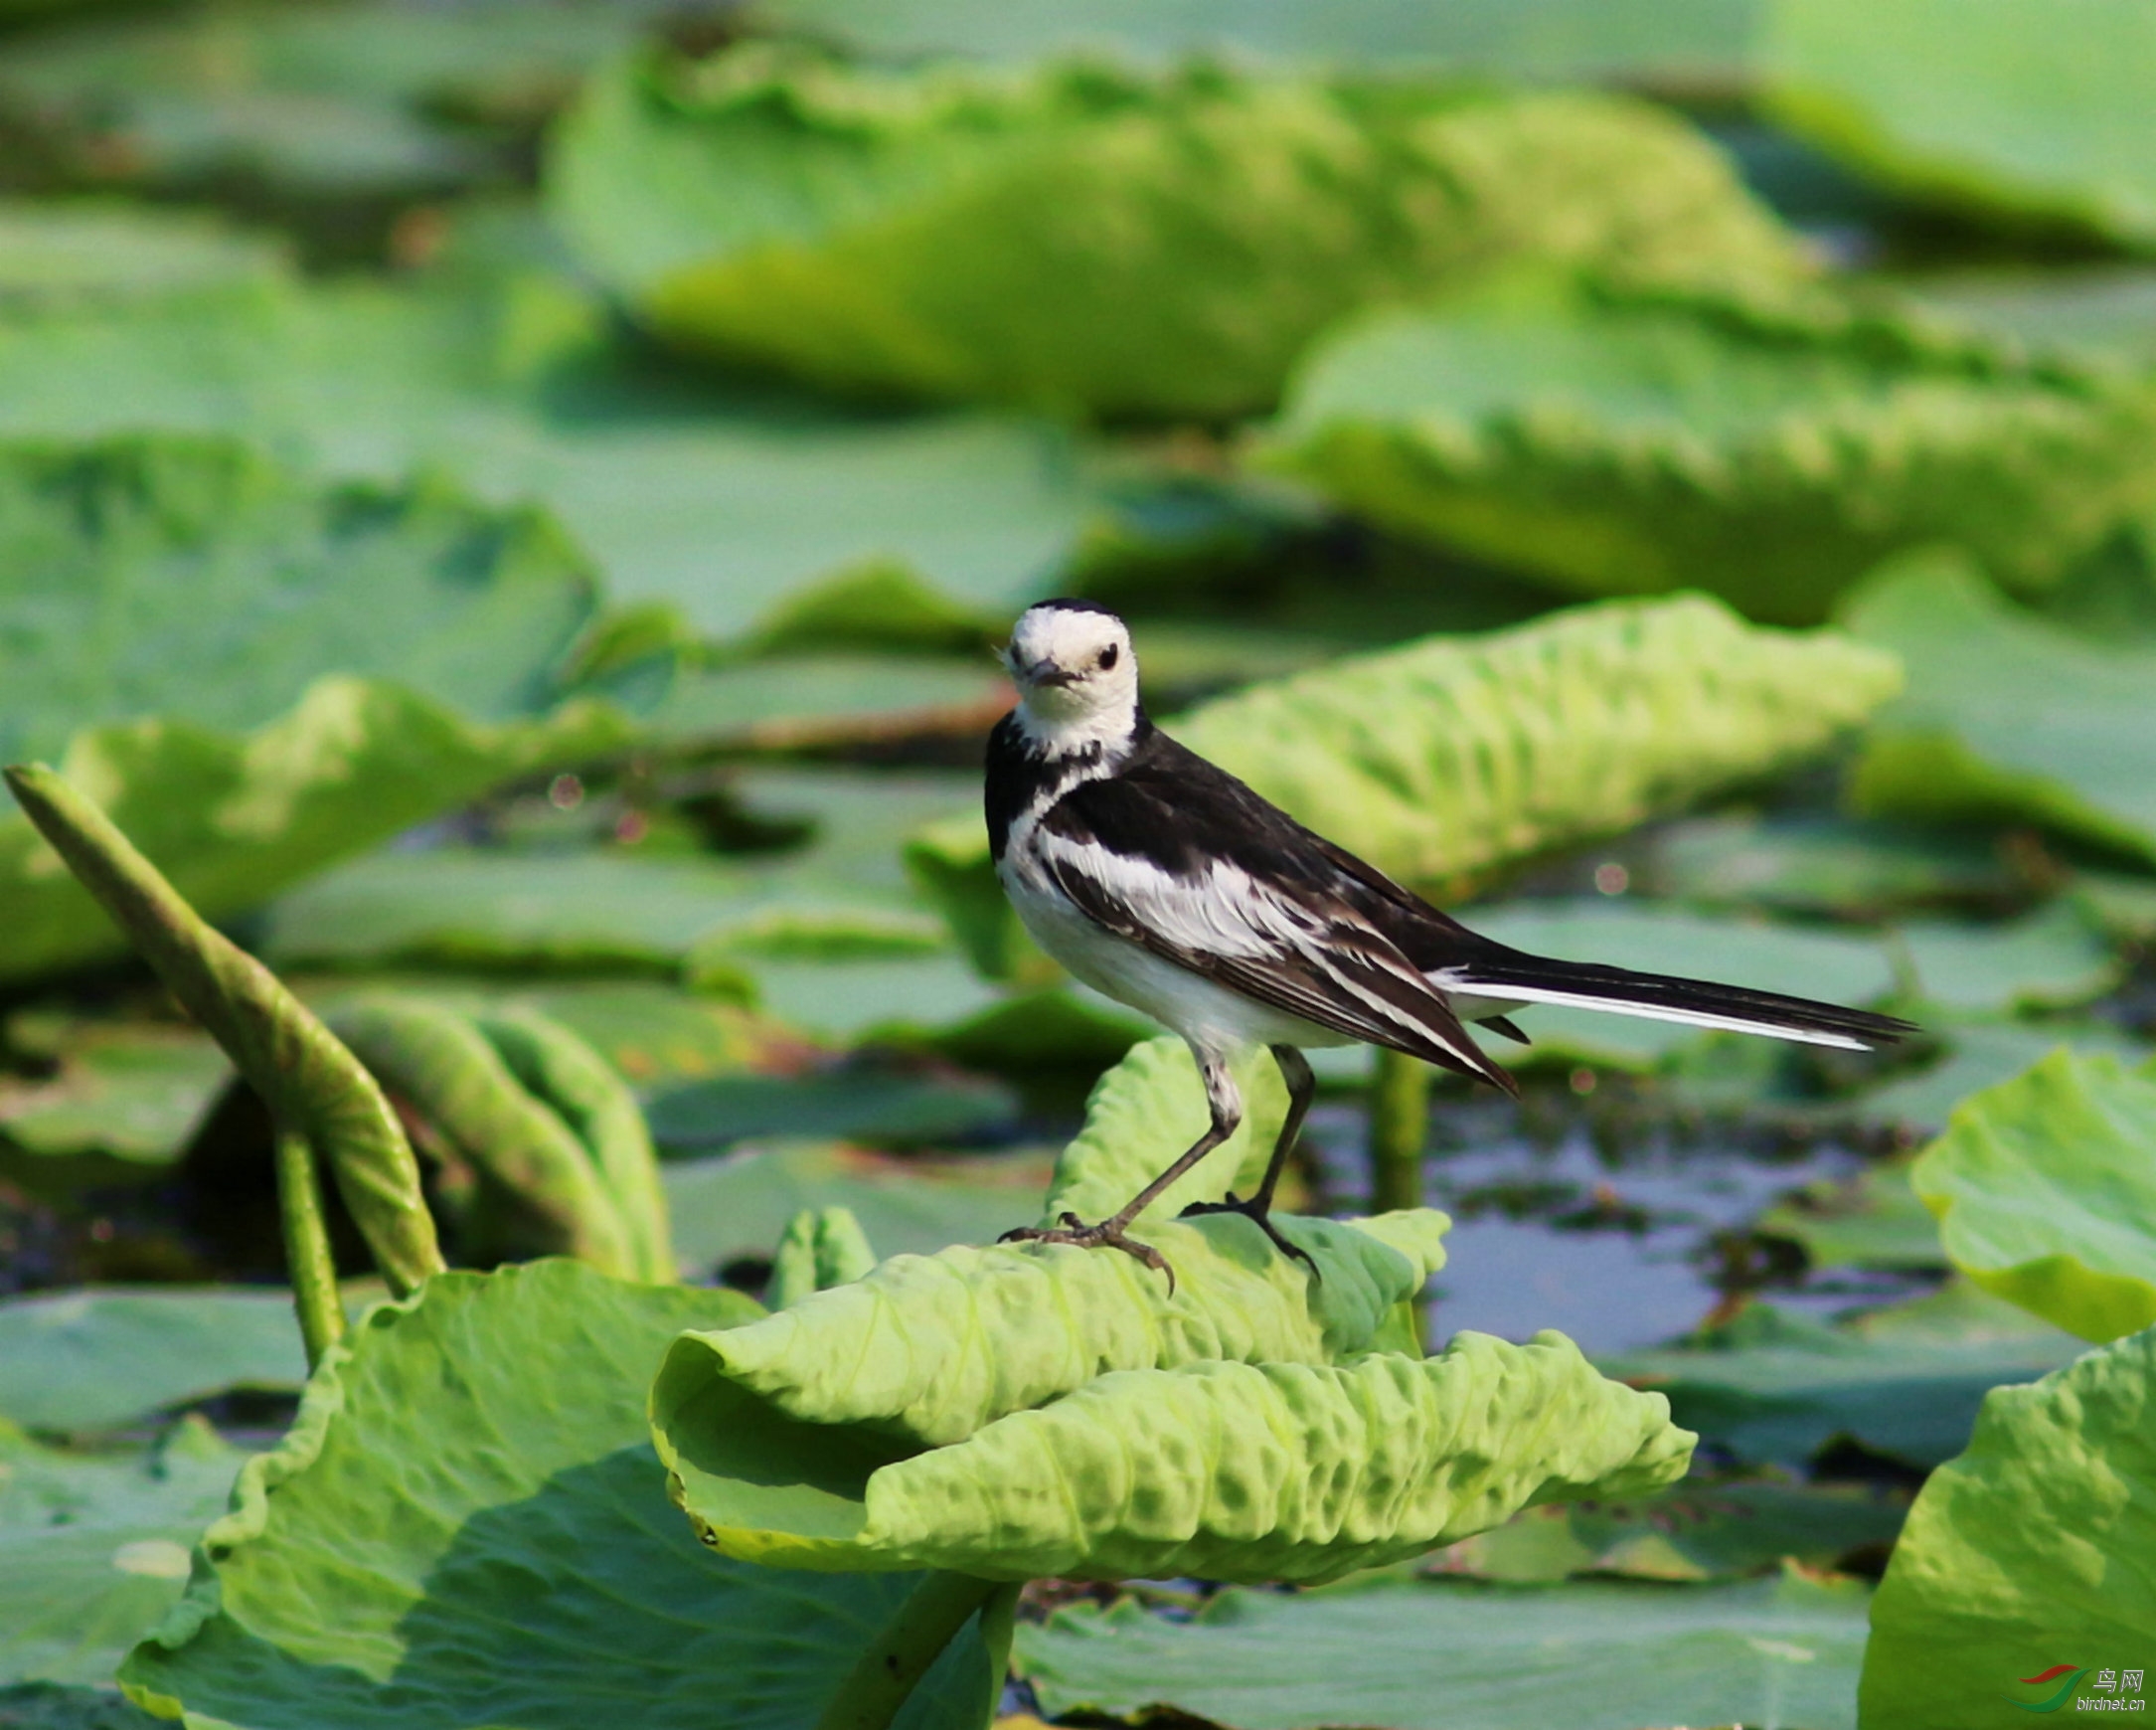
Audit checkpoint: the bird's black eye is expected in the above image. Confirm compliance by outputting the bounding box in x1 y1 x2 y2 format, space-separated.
1097 644 1119 669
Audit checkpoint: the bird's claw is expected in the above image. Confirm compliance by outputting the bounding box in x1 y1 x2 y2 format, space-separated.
999 1213 1176 1294
1178 1191 1322 1282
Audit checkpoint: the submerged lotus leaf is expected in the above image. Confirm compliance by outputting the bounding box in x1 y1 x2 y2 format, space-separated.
553 45 1802 417
1910 1048 2156 1342
1844 551 2156 867
118 1261 999 1730
1764 0 2156 252
1860 1321 2156 1730
1176 593 1902 887
1261 271 2156 622
663 1329 1691 1583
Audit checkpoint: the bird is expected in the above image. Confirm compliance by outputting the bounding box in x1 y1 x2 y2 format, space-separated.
985 598 1913 1283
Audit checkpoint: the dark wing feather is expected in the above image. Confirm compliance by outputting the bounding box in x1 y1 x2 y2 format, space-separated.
1037 757 1516 1091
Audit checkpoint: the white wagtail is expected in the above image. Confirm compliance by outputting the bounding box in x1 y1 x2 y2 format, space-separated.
988 599 1912 1280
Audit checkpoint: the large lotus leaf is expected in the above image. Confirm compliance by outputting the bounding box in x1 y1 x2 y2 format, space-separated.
0 204 287 307
1847 1018 2149 1133
1754 1159 1948 1271
0 272 1097 640
757 0 1760 87
1860 1320 2154 1730
552 45 1801 419
1891 901 2121 1014
1650 810 2021 919
0 0 677 198
0 1020 229 1184
661 1326 1689 1583
0 1290 304 1436
118 1261 999 1730
1844 551 2156 866
1 1419 247 1688
1430 1476 1907 1584
0 432 598 764
1262 271 2156 623
1177 595 1902 886
260 848 943 974
1020 1567 1869 1730
0 432 629 981
1910 1048 2156 1343
0 1683 161 1729
1 681 621 985
1764 0 2156 251
1601 1288 2085 1467
656 1207 1445 1456
643 1068 1020 1155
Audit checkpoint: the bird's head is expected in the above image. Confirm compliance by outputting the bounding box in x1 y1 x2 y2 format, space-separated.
1002 599 1141 757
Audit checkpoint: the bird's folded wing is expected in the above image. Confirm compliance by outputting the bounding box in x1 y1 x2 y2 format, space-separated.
1032 815 1513 1091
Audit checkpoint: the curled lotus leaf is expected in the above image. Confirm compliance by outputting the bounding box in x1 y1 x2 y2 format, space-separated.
656 1207 1447 1453
661 1329 1692 1583
328 995 673 1284
768 1205 880 1308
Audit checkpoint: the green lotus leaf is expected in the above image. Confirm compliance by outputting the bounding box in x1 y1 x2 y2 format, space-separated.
755 0 1758 89
1261 271 2156 622
1764 0 2156 251
0 1289 304 1436
1040 1035 1282 1226
1910 1048 2156 1342
1600 1286 2086 1467
1020 1567 1871 1730
0 1018 229 1184
328 996 674 1283
663 1329 1690 1583
0 272 1098 641
1176 594 1902 887
1860 1320 2155 1730
1849 1019 2149 1134
768 1205 879 1308
662 1142 1059 1277
1844 550 2156 866
0 433 630 982
912 597 1903 964
552 45 1801 419
1 1417 247 1688
656 1208 1443 1457
118 1261 1001 1730
0 203 287 307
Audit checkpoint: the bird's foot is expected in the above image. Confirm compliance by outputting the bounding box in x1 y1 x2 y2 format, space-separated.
1000 1212 1175 1293
1178 1192 1321 1281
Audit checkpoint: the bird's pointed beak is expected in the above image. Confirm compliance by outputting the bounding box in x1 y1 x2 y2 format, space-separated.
1023 659 1079 689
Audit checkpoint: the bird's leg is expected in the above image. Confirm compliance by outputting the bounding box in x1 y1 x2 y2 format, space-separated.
1179 1045 1319 1278
999 1056 1244 1292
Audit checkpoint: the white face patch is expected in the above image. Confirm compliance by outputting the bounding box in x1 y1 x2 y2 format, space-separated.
1004 603 1142 758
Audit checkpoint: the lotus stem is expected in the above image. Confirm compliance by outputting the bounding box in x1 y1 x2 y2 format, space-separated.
275 1130 344 1368
1369 1047 1430 1214
813 1570 1008 1730
2 764 445 1296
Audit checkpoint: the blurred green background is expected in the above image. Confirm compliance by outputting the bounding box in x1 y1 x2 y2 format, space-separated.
2 0 2153 1725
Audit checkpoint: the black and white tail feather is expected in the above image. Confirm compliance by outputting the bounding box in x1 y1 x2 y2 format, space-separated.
985 599 1913 1281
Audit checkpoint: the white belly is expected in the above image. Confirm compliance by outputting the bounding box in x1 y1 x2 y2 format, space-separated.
1000 860 1352 1057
